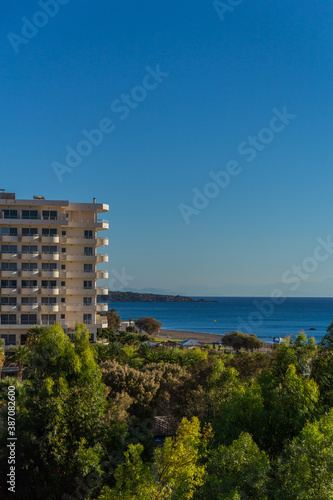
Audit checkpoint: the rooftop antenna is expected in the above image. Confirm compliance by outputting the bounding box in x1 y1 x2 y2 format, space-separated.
93 197 96 203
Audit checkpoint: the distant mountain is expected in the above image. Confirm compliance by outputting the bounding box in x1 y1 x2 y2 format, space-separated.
98 291 216 303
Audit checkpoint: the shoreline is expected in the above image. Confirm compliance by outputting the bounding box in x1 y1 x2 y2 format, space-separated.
158 329 224 344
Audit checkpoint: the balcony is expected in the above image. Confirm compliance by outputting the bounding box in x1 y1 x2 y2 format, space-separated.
40 253 60 261
0 270 18 278
62 254 97 262
21 252 39 260
0 253 19 260
0 288 18 295
0 235 18 243
63 271 96 279
21 235 40 243
97 254 108 263
97 270 108 279
21 287 39 295
20 304 38 312
0 305 18 312
63 236 97 245
97 303 108 312
97 287 108 295
0 215 68 226
64 287 97 295
21 270 39 278
39 305 59 312
40 235 60 243
66 217 109 229
40 270 59 278
97 237 109 246
39 287 59 295
61 304 95 312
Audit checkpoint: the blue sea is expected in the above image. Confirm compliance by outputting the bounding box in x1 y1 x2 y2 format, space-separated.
107 297 333 343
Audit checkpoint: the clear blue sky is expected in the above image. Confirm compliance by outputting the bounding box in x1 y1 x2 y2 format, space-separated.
1 1 333 296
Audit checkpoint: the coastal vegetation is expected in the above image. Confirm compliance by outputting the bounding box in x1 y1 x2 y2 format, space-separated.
98 291 215 303
1 324 333 498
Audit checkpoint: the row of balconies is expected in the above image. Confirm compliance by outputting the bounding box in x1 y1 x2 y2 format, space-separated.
0 320 108 332
0 217 109 229
0 235 109 245
0 253 109 262
0 270 109 279
0 303 108 313
0 287 108 295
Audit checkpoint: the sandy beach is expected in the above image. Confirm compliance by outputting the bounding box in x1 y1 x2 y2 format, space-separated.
159 329 224 344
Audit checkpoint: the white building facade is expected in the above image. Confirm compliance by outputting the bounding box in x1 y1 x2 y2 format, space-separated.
0 192 109 348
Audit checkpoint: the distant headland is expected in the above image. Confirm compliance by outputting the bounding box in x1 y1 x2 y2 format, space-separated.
98 291 216 303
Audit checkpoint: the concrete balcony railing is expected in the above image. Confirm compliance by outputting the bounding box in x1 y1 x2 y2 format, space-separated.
39 304 59 312
21 252 39 260
61 254 97 262
96 303 108 312
0 235 19 243
0 288 18 295
0 270 19 278
65 218 109 230
62 304 96 312
21 287 39 295
20 304 39 312
62 236 97 245
40 235 60 243
0 253 19 259
20 235 40 243
40 270 59 278
97 254 108 263
97 270 108 279
21 270 39 278
39 287 59 295
63 271 96 278
97 237 109 246
40 253 60 261
0 305 18 312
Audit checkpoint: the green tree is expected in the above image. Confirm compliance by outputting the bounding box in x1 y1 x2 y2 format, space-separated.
196 432 270 499
274 409 333 500
135 317 162 335
7 345 31 381
98 417 206 500
107 309 121 330
319 319 333 349
0 339 5 379
221 332 263 353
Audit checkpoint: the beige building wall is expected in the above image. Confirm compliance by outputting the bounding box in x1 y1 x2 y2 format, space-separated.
0 192 109 347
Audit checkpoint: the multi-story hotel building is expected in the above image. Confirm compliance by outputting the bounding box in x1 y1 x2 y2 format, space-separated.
0 191 109 348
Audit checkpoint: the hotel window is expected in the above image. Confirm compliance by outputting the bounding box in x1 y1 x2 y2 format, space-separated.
84 280 93 289
1 334 16 346
84 264 93 273
42 228 58 236
0 262 17 271
41 314 56 325
62 231 66 236
41 280 57 288
1 245 17 253
42 210 57 220
41 297 57 305
22 210 38 219
21 280 37 288
83 314 92 324
61 281 65 286
1 314 16 325
42 245 58 254
21 297 38 305
0 297 17 306
21 314 37 325
22 245 38 254
84 247 93 256
1 280 17 288
61 264 66 270
61 298 66 303
61 314 65 319
61 248 66 253
42 263 57 271
83 297 92 306
3 209 18 219
22 227 38 236
84 230 93 239
21 262 38 271
1 227 17 236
